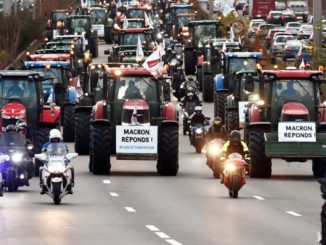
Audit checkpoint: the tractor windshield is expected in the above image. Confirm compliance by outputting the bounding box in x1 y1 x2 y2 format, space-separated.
128 21 143 28
227 58 257 75
70 18 90 33
128 9 145 19
177 16 194 28
0 78 38 109
270 79 316 122
52 12 68 22
114 76 157 101
174 7 191 15
122 33 150 46
90 9 107 24
32 68 63 83
193 24 217 46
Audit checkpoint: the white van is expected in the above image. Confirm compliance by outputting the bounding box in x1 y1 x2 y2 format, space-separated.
287 1 309 22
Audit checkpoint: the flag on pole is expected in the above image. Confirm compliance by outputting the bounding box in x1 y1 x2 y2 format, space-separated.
143 49 164 78
230 27 235 41
299 58 305 70
222 42 227 52
136 35 144 62
144 12 153 29
123 18 129 29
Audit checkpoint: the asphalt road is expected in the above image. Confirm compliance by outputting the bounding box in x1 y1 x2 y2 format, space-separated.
0 40 323 245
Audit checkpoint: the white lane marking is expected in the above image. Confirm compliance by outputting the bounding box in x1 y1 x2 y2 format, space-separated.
103 179 111 184
253 196 265 200
146 225 160 232
286 211 302 217
109 192 119 197
155 232 170 239
124 207 136 212
318 232 322 242
166 239 183 245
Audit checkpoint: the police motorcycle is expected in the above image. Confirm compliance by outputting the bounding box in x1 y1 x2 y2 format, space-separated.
35 143 77 205
0 130 34 192
222 153 247 198
206 139 224 178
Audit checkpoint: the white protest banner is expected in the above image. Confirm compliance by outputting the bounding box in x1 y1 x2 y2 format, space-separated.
238 101 249 128
278 122 316 142
116 126 158 154
142 48 164 78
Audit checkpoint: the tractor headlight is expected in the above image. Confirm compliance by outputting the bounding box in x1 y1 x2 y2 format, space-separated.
183 32 190 36
1 114 11 119
15 115 25 119
256 100 264 106
11 153 23 163
157 33 162 39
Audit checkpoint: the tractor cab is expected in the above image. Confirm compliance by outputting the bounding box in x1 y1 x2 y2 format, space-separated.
0 71 60 138
125 6 151 19
117 49 153 63
166 3 192 25
23 61 78 106
46 9 72 40
122 18 145 29
66 15 92 35
89 6 108 38
174 13 196 41
116 28 153 47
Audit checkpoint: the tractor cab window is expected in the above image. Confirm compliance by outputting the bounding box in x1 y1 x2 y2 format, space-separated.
177 16 193 28
128 9 145 18
174 7 191 15
239 75 260 101
227 58 257 75
0 78 37 109
33 68 63 83
128 21 143 28
90 9 107 24
122 33 149 46
271 79 315 121
70 18 90 32
115 76 157 101
193 24 217 46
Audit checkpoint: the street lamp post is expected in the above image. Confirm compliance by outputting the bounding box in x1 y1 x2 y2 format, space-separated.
313 0 322 57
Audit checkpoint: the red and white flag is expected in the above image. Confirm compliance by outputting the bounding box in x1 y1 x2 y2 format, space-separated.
142 48 164 78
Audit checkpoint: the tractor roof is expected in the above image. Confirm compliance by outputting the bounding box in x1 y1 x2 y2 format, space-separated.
29 53 71 61
24 61 70 68
177 13 196 17
0 70 44 78
263 70 323 79
224 52 262 58
68 15 91 19
103 66 153 77
170 3 192 8
54 35 84 40
52 9 71 13
189 20 219 25
117 28 151 33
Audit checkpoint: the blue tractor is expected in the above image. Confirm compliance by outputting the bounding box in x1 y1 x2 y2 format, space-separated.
213 52 262 129
23 61 79 142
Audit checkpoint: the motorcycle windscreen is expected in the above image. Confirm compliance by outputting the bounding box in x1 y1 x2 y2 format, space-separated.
46 143 68 156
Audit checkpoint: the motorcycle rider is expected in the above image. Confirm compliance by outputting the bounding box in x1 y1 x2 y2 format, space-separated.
181 91 200 108
40 129 73 194
220 130 250 182
206 117 227 142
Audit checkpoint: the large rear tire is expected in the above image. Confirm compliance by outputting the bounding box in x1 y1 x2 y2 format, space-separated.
184 49 196 75
214 91 229 123
197 67 202 92
226 110 239 134
62 104 75 142
34 127 51 176
157 124 179 176
249 128 272 178
202 74 213 102
75 110 91 155
91 124 111 175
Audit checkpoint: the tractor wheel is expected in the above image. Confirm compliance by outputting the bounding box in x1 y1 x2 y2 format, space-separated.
75 110 91 155
249 128 272 178
312 159 326 178
91 124 111 175
157 124 179 176
62 104 75 142
197 67 202 92
214 91 229 122
90 38 98 58
184 49 196 75
34 127 51 176
202 73 213 102
226 110 239 134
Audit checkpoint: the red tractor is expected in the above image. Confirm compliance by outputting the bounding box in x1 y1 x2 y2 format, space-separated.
245 70 326 178
0 71 61 175
89 66 179 176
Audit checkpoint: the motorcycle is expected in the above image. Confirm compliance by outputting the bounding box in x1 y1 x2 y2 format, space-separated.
190 120 209 153
0 168 4 196
0 132 34 192
35 143 77 205
182 101 197 135
205 139 224 178
222 153 247 198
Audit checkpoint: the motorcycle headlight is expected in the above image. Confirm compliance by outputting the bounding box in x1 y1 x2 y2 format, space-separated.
170 59 177 66
11 153 23 163
208 144 220 156
224 162 236 172
176 55 182 59
195 128 203 134
157 33 162 39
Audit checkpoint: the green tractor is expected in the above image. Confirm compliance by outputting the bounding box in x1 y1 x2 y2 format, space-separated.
245 70 326 178
88 66 179 176
66 15 99 58
213 52 262 122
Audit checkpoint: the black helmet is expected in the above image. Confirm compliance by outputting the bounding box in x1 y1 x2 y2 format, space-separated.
6 125 16 132
230 130 241 145
213 117 222 128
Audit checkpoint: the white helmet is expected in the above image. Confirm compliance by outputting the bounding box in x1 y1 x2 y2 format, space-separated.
49 129 62 141
195 106 202 112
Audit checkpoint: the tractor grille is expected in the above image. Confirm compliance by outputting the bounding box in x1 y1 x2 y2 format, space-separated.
2 118 18 127
281 114 309 122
